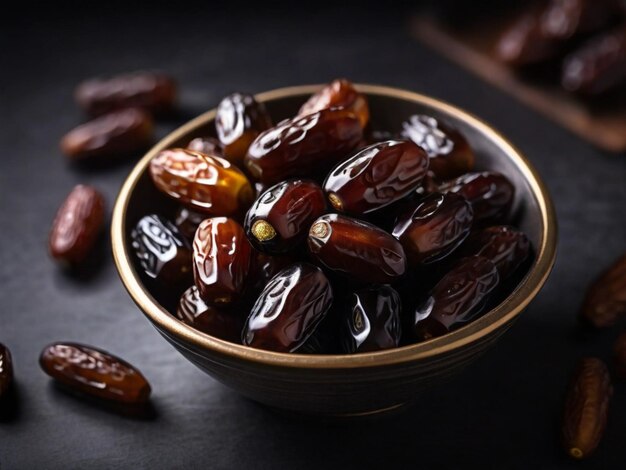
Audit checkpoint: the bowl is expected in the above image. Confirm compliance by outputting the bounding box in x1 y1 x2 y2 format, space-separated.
111 84 557 416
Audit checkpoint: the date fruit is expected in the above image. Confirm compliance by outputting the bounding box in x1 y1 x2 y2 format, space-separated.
174 206 206 241
400 114 474 180
614 331 626 379
413 256 499 340
392 192 473 265
439 171 514 224
580 253 626 328
49 185 105 266
177 286 243 343
0 343 13 399
298 78 370 128
323 140 428 215
39 342 151 405
216 93 273 165
562 358 612 460
244 179 326 254
244 108 363 184
187 136 224 157
131 214 193 288
149 148 254 217
61 108 153 162
308 214 406 284
193 217 253 305
496 13 561 67
75 71 176 116
342 286 402 353
242 263 333 352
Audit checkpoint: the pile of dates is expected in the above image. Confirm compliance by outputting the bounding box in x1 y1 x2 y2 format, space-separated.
130 78 532 354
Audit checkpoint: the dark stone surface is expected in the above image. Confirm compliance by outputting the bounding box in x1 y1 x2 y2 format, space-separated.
1 2 625 468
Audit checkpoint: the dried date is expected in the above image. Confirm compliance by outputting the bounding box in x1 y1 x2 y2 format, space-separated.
580 253 626 328
298 78 370 128
0 343 13 399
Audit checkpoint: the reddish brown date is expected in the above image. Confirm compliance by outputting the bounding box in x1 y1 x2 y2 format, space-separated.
580 253 626 328
308 214 407 284
39 342 151 405
243 263 333 352
193 217 253 305
130 214 193 288
149 148 253 217
342 286 402 353
323 140 428 215
458 225 530 279
413 256 499 340
177 286 243 343
401 115 474 180
49 185 105 266
174 206 206 241
392 192 473 265
216 93 273 165
614 331 626 379
244 179 326 254
298 78 370 128
187 136 224 157
0 343 13 399
244 108 363 184
439 172 514 224
60 108 153 162
562 358 612 460
75 71 176 116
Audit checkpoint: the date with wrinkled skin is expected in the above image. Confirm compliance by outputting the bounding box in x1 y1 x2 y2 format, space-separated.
193 217 253 305
323 140 428 215
458 225 530 279
60 108 153 162
39 342 151 405
49 185 105 266
174 206 207 241
342 286 402 353
298 78 370 128
580 253 626 328
177 286 243 343
392 192 473 265
216 93 273 165
131 214 192 288
243 263 333 352
245 179 326 254
187 136 224 157
149 148 253 217
308 214 406 284
562 358 612 460
439 172 514 224
614 331 626 379
0 343 13 399
401 114 474 180
75 71 176 116
244 108 363 184
413 256 499 340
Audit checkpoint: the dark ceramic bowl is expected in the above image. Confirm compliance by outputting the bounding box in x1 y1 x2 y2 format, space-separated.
112 84 557 416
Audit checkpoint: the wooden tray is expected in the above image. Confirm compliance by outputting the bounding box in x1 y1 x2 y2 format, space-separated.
411 14 626 153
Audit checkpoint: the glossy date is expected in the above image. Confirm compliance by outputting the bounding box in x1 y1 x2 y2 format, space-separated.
580 253 626 328
298 78 370 128
0 343 13 399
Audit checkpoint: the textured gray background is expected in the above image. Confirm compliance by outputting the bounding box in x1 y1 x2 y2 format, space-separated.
1 2 625 469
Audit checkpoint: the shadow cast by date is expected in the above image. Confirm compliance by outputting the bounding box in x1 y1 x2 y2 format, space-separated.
53 232 110 284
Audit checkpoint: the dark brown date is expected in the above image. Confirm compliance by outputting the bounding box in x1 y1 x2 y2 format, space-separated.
342 286 402 353
49 185 105 266
174 206 206 241
187 136 224 157
439 172 514 224
149 148 253 217
614 331 626 379
562 358 612 460
0 343 13 399
458 225 530 279
242 263 333 352
244 179 326 254
39 342 151 405
580 253 626 328
244 108 363 184
413 256 499 340
392 192 473 265
308 214 406 284
298 78 370 128
75 71 176 116
193 217 253 305
130 214 193 288
177 286 243 343
216 93 273 165
400 115 474 180
60 108 153 162
323 140 428 215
